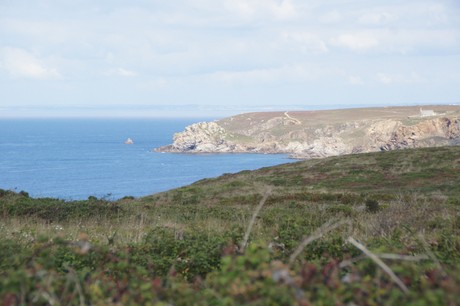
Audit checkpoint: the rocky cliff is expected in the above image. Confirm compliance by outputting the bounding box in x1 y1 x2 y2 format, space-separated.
155 106 460 159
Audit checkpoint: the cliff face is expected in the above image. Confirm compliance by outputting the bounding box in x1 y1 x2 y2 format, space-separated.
158 122 244 153
155 106 460 158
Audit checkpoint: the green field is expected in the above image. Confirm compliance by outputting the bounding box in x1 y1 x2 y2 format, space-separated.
1 147 459 305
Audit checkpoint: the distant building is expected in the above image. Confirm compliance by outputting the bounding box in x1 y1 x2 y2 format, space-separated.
420 108 436 117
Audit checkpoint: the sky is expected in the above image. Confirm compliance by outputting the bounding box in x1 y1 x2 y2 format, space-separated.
1 0 459 118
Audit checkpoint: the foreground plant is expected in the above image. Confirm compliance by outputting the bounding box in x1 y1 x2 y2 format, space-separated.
1 147 459 305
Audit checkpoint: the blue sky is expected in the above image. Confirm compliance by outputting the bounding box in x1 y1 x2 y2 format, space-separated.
1 0 459 118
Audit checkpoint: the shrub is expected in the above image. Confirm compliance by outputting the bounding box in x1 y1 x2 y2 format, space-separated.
326 204 353 216
365 199 380 213
19 191 29 198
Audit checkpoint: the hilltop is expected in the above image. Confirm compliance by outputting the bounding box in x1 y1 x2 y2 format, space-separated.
156 105 460 158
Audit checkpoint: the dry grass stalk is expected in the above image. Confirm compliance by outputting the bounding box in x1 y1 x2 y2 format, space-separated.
39 292 58 306
417 232 448 278
377 253 429 261
347 236 409 294
289 219 351 266
239 188 271 253
339 253 429 268
66 265 86 306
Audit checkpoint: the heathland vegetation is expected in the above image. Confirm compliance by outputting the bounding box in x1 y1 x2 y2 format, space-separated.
1 146 459 305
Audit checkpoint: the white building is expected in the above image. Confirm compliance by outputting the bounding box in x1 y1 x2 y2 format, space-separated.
420 108 436 117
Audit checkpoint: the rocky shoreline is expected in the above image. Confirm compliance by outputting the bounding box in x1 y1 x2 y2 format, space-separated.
155 106 460 159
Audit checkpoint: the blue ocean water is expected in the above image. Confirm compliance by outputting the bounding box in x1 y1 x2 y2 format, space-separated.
0 119 294 200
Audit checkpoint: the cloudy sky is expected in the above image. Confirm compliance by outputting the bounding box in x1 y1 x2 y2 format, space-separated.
1 0 459 118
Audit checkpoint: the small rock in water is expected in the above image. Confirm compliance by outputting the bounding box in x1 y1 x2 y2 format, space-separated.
124 138 134 145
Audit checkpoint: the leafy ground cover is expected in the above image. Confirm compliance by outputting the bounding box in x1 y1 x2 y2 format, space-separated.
1 147 459 305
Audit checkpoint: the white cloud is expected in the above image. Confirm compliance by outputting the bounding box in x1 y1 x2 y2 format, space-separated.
358 12 396 25
282 31 329 54
209 68 280 84
137 78 169 91
0 1 459 113
377 73 393 84
105 67 138 77
413 3 449 25
0 47 60 79
2 19 75 44
377 72 425 85
319 10 342 24
274 0 297 20
223 0 297 21
332 33 380 51
354 2 453 28
207 64 314 84
330 27 457 54
348 75 364 85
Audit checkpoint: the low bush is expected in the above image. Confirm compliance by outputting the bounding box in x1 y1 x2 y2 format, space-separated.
1 144 459 305
365 199 380 213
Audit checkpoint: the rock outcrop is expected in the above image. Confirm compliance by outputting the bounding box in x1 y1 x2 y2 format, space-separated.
155 106 460 159
158 122 243 153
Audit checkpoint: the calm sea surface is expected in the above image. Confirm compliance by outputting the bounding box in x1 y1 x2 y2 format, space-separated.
0 119 294 200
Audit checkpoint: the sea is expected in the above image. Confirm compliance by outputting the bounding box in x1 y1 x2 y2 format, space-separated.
0 119 294 200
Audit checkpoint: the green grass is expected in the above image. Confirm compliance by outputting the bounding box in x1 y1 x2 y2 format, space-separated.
223 132 254 144
149 146 460 206
1 146 459 305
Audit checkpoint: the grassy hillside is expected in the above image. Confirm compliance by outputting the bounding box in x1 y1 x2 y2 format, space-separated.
152 146 460 205
1 147 459 305
219 105 460 129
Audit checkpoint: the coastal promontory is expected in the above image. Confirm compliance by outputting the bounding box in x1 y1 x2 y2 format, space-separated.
156 105 460 158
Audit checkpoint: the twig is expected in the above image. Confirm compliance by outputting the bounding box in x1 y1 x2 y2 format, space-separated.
62 264 86 306
377 253 429 261
347 236 409 294
40 292 58 306
289 219 351 265
339 253 429 268
70 267 86 306
239 189 271 253
137 213 145 243
417 232 448 278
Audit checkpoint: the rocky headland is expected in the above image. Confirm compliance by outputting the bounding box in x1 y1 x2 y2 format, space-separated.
155 105 460 159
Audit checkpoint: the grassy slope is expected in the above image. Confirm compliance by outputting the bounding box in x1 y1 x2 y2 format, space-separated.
218 105 460 130
1 146 459 305
149 146 460 206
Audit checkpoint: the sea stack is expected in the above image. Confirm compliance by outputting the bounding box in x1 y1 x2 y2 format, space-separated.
124 138 134 145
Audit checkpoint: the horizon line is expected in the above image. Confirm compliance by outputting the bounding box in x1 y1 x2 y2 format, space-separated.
0 102 458 119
